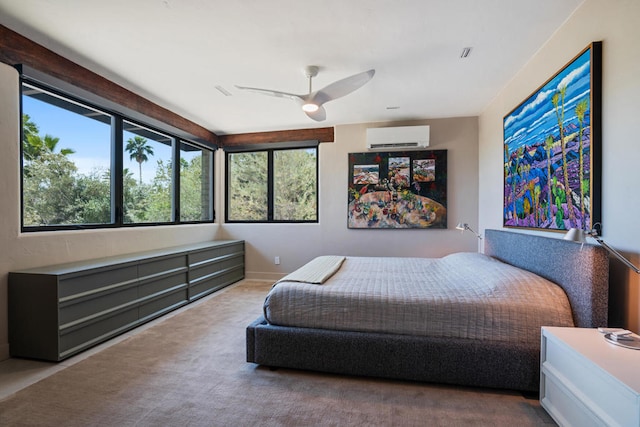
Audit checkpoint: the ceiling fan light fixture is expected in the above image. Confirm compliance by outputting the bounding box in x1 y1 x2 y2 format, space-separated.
302 102 319 112
236 67 374 122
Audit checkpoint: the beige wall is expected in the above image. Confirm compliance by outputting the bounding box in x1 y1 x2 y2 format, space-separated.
478 0 640 330
0 63 222 360
219 117 480 281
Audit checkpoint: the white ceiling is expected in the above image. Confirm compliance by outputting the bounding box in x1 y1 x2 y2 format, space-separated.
0 0 584 136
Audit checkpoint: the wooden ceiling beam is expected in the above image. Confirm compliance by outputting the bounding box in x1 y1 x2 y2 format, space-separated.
219 127 334 147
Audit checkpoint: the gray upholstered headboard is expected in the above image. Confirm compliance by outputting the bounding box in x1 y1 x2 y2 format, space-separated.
484 229 609 328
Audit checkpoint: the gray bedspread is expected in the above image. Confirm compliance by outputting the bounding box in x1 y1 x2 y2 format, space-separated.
263 253 574 345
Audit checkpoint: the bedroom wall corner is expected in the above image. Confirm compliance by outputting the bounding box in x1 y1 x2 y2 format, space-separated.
0 62 20 360
478 0 640 331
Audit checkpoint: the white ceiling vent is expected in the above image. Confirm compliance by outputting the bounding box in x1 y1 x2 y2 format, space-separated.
366 125 430 151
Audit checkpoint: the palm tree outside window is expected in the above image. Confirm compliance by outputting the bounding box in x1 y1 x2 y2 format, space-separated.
126 135 154 185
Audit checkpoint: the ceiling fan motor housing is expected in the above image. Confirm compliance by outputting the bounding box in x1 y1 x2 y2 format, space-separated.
304 65 319 78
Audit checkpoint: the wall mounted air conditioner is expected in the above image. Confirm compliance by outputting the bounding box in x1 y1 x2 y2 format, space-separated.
366 125 430 151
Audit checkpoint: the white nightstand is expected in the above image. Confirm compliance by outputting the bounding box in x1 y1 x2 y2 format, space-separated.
541 326 640 426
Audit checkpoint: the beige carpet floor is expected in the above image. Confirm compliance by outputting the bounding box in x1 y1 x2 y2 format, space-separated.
0 280 555 426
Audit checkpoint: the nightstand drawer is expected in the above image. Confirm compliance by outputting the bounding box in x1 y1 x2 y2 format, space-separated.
543 337 638 426
541 370 606 427
541 327 640 427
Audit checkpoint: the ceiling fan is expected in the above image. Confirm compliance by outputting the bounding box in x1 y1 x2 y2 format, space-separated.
235 66 375 121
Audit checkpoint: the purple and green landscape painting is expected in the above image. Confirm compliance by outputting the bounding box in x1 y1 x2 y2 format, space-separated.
503 43 600 231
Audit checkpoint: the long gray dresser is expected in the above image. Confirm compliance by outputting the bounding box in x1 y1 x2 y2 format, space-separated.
9 240 244 361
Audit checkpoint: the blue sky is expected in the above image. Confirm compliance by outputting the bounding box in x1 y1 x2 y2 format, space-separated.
23 94 176 183
503 48 592 156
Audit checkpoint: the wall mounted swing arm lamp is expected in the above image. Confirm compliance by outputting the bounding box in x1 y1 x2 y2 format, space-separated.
455 223 483 240
565 224 640 350
564 225 640 274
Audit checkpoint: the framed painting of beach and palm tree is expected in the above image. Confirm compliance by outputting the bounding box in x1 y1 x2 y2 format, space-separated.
503 42 602 232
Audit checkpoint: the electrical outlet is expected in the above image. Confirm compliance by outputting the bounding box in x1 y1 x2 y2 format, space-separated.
274 256 280 265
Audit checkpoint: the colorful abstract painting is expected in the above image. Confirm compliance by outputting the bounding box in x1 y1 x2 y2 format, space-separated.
503 42 602 232
348 150 447 229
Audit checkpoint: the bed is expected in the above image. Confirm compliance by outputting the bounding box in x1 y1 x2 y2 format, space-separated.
246 229 609 391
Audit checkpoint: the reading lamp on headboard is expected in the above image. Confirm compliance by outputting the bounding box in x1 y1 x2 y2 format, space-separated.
564 224 640 274
455 223 483 240
565 224 640 349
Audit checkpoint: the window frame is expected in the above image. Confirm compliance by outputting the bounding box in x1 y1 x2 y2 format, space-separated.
178 140 215 223
19 77 216 232
224 143 319 224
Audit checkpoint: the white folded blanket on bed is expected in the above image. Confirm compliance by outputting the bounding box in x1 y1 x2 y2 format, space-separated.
275 255 345 285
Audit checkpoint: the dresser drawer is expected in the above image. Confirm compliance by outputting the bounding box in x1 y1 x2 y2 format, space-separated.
58 264 138 299
138 254 188 279
59 284 138 325
59 305 139 358
138 269 188 299
139 286 189 322
189 264 243 300
189 242 243 268
189 252 243 282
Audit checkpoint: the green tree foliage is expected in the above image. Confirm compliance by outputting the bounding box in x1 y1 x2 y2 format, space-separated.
575 98 589 221
510 146 524 223
228 152 268 220
22 114 75 162
74 169 111 224
146 159 172 222
544 134 555 224
22 114 39 145
552 85 576 224
180 156 209 221
125 136 154 184
274 149 317 220
123 168 147 223
122 156 211 224
228 149 317 221
23 152 79 225
22 118 178 227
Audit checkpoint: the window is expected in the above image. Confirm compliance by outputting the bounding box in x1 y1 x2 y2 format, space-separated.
22 83 113 227
227 151 268 221
226 146 318 223
179 141 214 222
20 79 215 231
273 149 318 221
123 121 174 224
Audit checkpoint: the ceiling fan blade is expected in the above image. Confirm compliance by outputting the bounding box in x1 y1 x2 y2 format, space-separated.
234 85 303 102
236 68 374 122
304 105 327 122
310 69 375 106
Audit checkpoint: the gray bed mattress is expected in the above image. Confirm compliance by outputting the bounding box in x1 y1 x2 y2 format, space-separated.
263 252 574 347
